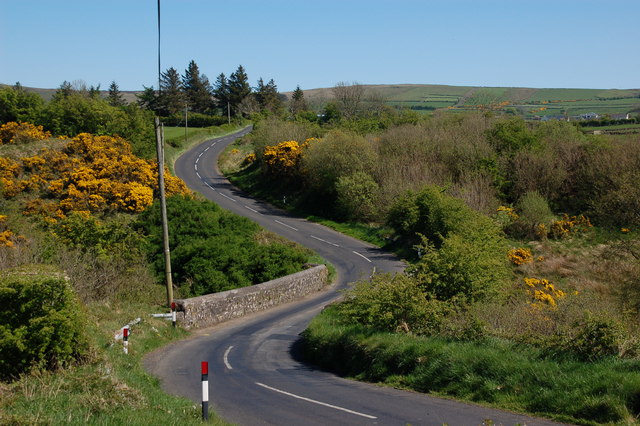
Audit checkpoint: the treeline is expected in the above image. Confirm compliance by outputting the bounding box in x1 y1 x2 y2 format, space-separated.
137 62 285 120
0 61 288 157
0 82 156 157
245 113 640 231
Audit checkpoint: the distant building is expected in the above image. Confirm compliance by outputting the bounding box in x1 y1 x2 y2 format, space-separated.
540 115 566 122
610 113 631 120
579 112 599 120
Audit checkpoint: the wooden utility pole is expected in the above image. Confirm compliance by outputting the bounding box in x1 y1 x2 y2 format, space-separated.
155 117 173 308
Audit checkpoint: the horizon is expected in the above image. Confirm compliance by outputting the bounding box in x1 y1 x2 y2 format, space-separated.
2 0 639 92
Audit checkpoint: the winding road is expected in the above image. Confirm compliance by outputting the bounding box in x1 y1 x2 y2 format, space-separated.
145 127 560 425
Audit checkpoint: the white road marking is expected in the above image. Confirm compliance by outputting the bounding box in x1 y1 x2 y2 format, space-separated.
274 220 298 231
310 235 340 247
194 164 198 171
245 206 260 214
220 192 237 202
204 146 210 152
255 382 377 419
223 346 234 370
196 172 201 179
352 251 372 263
205 182 216 191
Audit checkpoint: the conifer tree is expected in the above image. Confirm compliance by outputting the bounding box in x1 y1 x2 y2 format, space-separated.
182 60 213 114
212 73 230 114
107 81 126 107
290 85 308 115
228 65 251 116
158 67 184 116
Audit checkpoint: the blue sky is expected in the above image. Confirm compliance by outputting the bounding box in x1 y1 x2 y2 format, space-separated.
1 0 638 92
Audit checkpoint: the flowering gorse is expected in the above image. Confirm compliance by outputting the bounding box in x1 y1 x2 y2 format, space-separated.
508 247 533 265
0 121 51 145
524 277 566 308
0 132 189 220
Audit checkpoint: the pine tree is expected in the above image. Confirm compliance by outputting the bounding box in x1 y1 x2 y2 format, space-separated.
158 67 184 116
107 81 126 107
228 65 251 117
212 73 230 114
136 85 158 112
290 85 308 115
256 78 282 114
182 60 213 114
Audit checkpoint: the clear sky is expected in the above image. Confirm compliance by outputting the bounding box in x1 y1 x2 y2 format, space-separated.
1 0 638 92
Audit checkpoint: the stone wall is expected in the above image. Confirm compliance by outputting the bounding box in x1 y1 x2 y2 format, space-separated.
174 264 328 329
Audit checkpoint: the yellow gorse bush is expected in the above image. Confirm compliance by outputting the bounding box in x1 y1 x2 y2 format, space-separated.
550 214 592 239
0 132 189 219
508 247 533 265
524 277 566 308
0 121 51 145
0 214 23 248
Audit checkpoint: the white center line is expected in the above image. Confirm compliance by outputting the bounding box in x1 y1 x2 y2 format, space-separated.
223 346 234 370
310 235 340 247
204 182 216 191
255 382 377 419
196 171 201 179
194 164 198 171
274 220 298 231
245 206 260 214
352 251 372 263
219 192 237 202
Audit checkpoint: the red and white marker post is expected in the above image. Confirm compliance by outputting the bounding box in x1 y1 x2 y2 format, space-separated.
201 361 209 420
123 327 129 354
171 301 176 328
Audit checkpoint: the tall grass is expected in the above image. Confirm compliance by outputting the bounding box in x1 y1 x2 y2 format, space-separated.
301 307 640 425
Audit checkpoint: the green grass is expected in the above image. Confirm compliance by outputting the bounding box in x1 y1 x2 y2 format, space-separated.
305 216 390 248
301 307 640 425
0 301 228 425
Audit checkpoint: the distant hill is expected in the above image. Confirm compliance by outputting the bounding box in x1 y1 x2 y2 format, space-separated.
283 84 640 118
0 84 140 104
4 83 639 118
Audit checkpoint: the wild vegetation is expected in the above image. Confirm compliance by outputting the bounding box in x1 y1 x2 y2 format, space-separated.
0 115 307 422
220 86 640 423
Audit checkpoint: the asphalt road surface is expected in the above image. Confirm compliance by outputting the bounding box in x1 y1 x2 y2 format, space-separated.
145 127 561 425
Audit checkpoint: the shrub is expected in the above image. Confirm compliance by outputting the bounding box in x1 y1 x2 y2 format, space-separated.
389 185 510 302
0 266 89 380
569 314 624 361
335 171 380 221
0 121 51 145
136 195 309 296
410 233 510 302
336 273 449 335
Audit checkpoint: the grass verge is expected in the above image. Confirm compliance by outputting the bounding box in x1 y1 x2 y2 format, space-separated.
0 301 228 425
300 306 640 426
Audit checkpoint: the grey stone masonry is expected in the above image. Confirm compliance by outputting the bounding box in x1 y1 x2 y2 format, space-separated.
174 264 328 329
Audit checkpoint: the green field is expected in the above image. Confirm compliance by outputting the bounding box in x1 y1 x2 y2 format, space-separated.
294 84 640 118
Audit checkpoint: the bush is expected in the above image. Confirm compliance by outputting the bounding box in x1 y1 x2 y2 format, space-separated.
335 171 380 221
336 273 449 335
569 314 624 361
0 266 88 381
389 185 510 302
136 195 309 296
508 191 555 238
